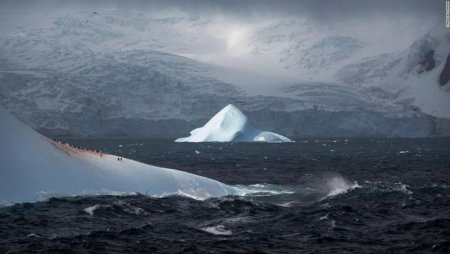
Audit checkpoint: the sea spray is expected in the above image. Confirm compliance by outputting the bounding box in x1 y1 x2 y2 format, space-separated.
325 176 361 197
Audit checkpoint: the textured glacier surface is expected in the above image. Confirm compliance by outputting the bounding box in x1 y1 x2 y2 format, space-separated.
0 10 449 137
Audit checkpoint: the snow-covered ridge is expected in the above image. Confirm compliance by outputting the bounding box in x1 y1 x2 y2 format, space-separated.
0 106 238 204
336 28 450 118
0 11 449 137
176 104 292 142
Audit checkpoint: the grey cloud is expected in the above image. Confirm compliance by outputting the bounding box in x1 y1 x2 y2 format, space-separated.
1 0 442 22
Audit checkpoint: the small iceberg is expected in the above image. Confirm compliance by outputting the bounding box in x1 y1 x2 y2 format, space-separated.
175 104 292 143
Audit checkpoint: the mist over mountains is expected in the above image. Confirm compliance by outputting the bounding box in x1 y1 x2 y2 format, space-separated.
0 0 449 137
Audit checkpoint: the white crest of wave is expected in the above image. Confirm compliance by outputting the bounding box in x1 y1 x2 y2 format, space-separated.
325 176 361 197
234 183 295 196
201 225 233 236
83 204 107 216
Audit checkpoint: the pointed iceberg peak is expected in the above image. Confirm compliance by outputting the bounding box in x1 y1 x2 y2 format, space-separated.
213 104 248 124
206 104 249 130
175 104 293 143
222 104 243 113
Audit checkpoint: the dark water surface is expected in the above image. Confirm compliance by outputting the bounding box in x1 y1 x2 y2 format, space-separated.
1 138 450 253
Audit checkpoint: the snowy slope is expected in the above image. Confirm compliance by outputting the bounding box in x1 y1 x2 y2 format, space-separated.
176 104 292 142
336 28 450 118
248 20 450 118
0 106 237 203
0 10 244 127
0 10 449 137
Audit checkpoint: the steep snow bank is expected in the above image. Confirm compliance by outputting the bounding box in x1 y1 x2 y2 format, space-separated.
175 104 292 142
0 107 237 203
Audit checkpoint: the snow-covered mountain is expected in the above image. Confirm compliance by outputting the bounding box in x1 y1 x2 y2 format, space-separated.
0 10 449 137
335 28 450 118
0 12 244 135
0 105 237 203
176 104 292 142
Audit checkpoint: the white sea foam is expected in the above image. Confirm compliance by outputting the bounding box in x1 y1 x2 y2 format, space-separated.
201 225 233 236
83 204 108 216
395 183 413 195
27 233 41 238
318 213 329 221
234 184 295 196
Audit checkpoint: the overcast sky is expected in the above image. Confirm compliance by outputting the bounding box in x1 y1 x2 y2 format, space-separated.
0 0 442 20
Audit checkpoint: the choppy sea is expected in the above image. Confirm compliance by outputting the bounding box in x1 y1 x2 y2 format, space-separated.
1 138 450 253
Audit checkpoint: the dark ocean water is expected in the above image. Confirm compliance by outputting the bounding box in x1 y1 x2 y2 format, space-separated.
1 138 450 253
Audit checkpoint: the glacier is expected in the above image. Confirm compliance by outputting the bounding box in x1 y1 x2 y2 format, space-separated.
0 10 449 137
0 106 238 204
175 104 292 143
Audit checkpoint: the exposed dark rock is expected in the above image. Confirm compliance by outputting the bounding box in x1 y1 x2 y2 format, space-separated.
439 54 450 86
418 50 435 73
